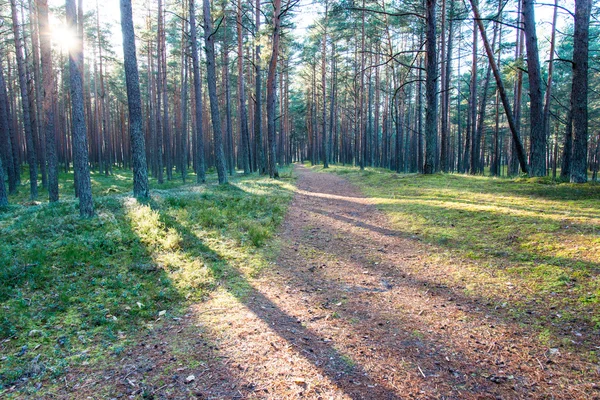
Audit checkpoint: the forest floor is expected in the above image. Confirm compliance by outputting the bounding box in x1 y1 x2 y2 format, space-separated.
2 165 600 399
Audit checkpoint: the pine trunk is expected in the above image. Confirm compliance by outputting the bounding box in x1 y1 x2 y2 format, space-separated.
203 0 228 184
66 0 93 216
569 0 591 183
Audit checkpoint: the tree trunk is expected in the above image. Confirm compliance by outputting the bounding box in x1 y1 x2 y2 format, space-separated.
120 0 149 198
542 0 558 176
38 0 59 202
158 0 172 181
321 3 329 168
29 0 47 189
468 0 528 174
440 0 453 172
0 53 17 194
0 154 6 206
189 0 206 183
180 10 189 182
238 0 251 174
423 0 438 174
471 11 498 175
569 0 591 183
254 0 265 174
66 0 93 216
203 0 228 184
522 0 546 176
266 0 281 178
10 0 38 199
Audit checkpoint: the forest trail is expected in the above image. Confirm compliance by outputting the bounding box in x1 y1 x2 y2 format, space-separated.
76 165 593 399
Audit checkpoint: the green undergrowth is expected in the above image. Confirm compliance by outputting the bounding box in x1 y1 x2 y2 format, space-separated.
0 167 295 395
316 164 600 349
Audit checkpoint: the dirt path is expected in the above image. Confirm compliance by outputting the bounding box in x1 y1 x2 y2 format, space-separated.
71 165 594 399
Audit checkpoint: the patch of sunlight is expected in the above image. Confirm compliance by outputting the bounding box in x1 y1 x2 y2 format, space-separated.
377 197 600 229
297 189 373 204
193 287 364 397
125 198 181 250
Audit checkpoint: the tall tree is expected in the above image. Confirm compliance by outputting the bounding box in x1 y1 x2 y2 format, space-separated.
66 0 93 216
469 0 528 174
38 0 59 202
254 0 265 174
423 0 438 174
203 0 228 184
321 2 329 168
0 52 17 194
522 0 546 176
189 0 206 183
266 0 282 178
120 0 150 198
569 0 592 183
237 0 251 174
10 0 38 199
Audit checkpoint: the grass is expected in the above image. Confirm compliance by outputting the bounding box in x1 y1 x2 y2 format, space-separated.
315 164 600 349
0 167 295 396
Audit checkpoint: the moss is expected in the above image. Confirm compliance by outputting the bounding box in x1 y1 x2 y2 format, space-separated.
0 168 294 395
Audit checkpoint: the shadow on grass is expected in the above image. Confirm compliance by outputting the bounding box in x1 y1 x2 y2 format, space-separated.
153 203 402 398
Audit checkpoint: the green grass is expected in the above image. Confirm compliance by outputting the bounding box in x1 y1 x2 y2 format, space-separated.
316 164 600 347
0 167 295 395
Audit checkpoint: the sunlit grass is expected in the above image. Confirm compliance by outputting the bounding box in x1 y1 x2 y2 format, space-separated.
317 164 600 347
0 167 294 396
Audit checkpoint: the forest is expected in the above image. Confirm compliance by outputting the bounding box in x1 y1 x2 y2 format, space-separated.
0 0 599 398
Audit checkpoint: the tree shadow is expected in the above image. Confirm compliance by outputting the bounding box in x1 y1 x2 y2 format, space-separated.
154 206 403 399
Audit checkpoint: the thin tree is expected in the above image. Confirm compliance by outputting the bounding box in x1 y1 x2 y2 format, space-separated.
38 0 59 202
189 0 206 183
542 0 558 173
66 0 93 216
10 0 37 199
321 2 329 168
254 0 265 174
120 0 150 198
237 0 251 174
0 156 6 206
203 0 228 184
0 52 17 194
266 0 282 178
468 0 528 174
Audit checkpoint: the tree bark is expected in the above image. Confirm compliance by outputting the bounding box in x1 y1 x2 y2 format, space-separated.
254 0 265 174
203 0 228 184
66 0 93 216
569 0 591 183
321 3 329 168
266 0 281 178
440 0 453 172
0 52 17 194
238 0 251 174
468 0 528 174
522 0 546 176
542 0 558 175
38 0 59 202
120 0 150 198
189 0 206 183
10 0 38 199
423 0 438 174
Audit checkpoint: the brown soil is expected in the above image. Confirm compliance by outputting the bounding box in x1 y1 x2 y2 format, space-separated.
61 165 598 399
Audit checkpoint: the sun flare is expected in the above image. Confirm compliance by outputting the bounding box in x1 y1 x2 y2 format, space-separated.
50 23 77 51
